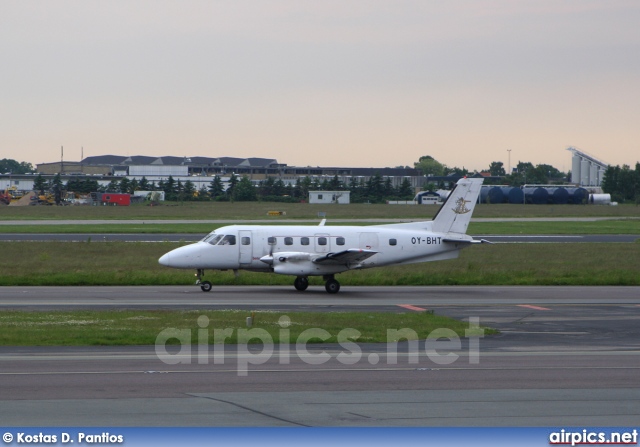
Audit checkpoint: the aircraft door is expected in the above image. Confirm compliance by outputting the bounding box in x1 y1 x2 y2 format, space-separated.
359 232 379 250
314 233 330 253
239 230 252 265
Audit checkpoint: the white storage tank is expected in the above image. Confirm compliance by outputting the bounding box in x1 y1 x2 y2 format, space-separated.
589 194 612 205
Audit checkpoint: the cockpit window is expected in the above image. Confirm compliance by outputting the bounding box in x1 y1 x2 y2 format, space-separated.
207 235 223 245
202 233 217 243
219 235 236 245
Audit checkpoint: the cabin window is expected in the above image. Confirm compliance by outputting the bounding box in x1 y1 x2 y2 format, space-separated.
284 237 293 246
318 237 327 246
207 235 223 245
389 238 397 246
219 235 236 245
318 194 323 200
336 237 345 246
241 237 251 245
301 237 310 246
268 237 276 245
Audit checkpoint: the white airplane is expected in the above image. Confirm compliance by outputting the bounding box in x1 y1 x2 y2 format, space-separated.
159 177 486 293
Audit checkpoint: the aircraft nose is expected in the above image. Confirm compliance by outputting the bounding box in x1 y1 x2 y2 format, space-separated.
158 243 203 268
158 252 172 266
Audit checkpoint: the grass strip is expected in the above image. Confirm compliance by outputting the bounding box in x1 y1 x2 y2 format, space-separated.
0 309 494 346
0 220 639 234
2 202 640 221
0 241 638 286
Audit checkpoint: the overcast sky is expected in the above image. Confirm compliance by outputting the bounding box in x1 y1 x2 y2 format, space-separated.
2 0 639 172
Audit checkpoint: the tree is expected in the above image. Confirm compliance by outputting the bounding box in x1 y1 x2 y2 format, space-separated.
365 172 385 203
232 176 257 201
602 164 639 203
106 179 120 192
414 155 446 176
138 176 150 191
208 176 224 199
197 185 210 201
33 174 47 193
258 177 275 198
293 178 304 200
182 180 196 200
226 174 238 199
397 178 414 199
329 175 343 190
163 176 177 200
448 166 469 176
119 177 131 194
488 161 506 176
0 159 34 174
383 177 394 198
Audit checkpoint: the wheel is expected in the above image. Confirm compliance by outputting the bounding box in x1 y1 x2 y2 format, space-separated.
325 278 340 294
294 276 309 291
200 281 212 292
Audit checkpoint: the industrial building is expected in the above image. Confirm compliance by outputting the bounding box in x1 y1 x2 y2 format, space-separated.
36 155 425 190
567 147 609 187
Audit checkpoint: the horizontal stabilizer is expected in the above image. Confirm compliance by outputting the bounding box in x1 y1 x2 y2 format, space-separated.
443 238 493 245
313 249 377 265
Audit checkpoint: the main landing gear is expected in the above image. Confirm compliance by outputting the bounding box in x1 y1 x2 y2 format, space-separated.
324 275 340 294
294 276 309 291
196 269 212 292
293 275 341 293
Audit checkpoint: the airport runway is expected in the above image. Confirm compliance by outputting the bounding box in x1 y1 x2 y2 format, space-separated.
1 285 640 426
0 233 638 243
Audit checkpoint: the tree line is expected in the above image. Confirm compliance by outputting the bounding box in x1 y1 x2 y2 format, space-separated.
601 163 640 203
32 172 416 203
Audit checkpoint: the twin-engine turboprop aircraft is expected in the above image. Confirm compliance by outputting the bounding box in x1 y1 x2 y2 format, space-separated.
159 177 486 293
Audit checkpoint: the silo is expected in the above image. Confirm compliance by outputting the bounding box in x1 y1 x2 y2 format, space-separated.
524 187 549 204
590 164 598 186
508 187 524 204
572 154 582 184
549 187 570 204
598 168 606 186
580 159 591 186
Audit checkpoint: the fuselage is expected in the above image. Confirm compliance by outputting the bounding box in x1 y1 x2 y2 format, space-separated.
158 223 471 275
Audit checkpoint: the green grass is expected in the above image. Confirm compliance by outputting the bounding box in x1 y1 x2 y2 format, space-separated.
468 220 640 234
0 219 639 235
0 241 638 286
2 201 640 221
0 309 493 346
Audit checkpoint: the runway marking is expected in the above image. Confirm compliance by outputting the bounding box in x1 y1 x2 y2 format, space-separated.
3 365 640 376
518 304 551 311
398 304 427 312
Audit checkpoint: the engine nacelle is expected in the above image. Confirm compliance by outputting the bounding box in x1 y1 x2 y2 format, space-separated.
268 252 347 276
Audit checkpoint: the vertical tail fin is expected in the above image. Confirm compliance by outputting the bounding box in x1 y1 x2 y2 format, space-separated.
432 178 483 234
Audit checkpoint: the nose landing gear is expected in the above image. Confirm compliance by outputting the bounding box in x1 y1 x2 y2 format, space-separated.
195 269 212 292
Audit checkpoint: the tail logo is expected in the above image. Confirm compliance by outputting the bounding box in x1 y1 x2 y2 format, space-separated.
452 197 471 214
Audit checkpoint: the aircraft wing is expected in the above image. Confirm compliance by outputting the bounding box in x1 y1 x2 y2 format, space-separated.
313 249 377 265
